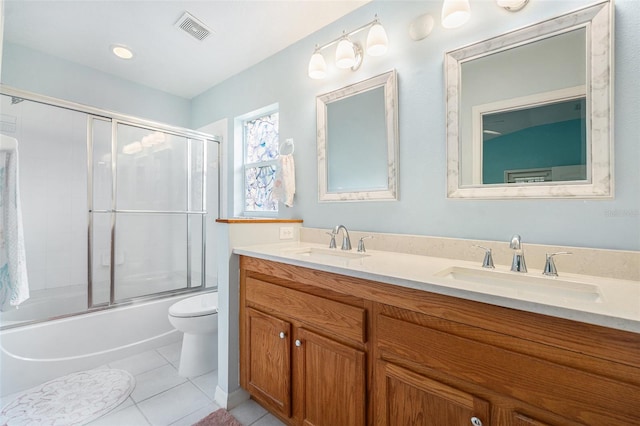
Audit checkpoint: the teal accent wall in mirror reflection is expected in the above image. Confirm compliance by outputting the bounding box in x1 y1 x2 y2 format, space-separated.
482 97 587 184
483 119 586 184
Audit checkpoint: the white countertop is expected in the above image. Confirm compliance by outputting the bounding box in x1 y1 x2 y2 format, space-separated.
234 241 640 334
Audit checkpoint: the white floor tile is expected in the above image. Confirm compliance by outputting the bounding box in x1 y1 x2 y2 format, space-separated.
88 403 150 426
190 370 218 400
131 364 187 403
109 350 169 376
157 341 182 368
137 382 211 426
229 399 268 426
251 413 287 426
167 402 221 426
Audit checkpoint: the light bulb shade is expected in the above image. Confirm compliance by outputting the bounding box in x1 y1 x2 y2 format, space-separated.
335 38 356 69
308 52 327 79
366 23 388 56
441 0 471 29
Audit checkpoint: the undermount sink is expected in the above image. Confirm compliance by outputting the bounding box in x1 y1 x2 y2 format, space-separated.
285 247 369 261
435 266 602 302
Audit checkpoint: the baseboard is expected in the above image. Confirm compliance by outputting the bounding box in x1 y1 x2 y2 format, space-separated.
214 385 250 410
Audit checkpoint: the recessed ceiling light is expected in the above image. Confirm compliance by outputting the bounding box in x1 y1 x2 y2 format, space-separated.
111 44 134 60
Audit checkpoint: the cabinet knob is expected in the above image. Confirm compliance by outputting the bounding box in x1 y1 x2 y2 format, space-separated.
279 332 286 339
470 417 483 426
295 339 302 347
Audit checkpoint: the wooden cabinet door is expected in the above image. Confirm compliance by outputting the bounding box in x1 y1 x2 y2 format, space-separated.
512 412 554 426
377 360 490 426
295 328 366 426
246 308 292 418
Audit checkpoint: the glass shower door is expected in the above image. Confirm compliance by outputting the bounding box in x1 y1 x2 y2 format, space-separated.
110 122 206 302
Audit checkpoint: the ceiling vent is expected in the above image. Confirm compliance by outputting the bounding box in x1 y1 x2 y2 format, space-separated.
175 12 213 41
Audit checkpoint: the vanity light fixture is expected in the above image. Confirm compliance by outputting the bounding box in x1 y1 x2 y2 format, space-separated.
111 44 134 60
307 15 388 79
308 47 328 79
335 33 361 69
496 0 530 12
441 0 471 29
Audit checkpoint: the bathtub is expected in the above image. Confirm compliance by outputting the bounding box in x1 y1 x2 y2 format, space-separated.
0 285 88 327
0 292 208 397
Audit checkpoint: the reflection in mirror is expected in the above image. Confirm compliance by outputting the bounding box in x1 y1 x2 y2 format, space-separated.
317 70 398 201
445 1 612 199
480 95 587 184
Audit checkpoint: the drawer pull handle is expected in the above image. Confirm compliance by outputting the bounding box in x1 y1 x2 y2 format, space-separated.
470 417 483 426
295 339 302 347
279 332 286 339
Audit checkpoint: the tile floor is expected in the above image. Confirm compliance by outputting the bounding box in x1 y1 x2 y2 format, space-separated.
2 341 285 426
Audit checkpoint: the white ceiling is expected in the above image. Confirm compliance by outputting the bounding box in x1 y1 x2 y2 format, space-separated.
3 0 370 99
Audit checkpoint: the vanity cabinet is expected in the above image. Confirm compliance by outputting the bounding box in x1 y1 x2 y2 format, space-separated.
377 360 490 425
240 259 368 426
374 303 640 425
239 256 640 426
245 308 292 417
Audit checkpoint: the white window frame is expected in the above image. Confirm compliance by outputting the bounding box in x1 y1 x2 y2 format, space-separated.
233 104 279 217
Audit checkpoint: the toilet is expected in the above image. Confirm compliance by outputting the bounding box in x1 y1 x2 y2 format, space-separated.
168 292 219 377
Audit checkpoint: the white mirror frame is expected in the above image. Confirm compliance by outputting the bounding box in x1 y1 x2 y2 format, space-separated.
317 70 398 202
445 1 613 199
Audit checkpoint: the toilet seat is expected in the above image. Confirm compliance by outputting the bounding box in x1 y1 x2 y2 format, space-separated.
169 293 218 318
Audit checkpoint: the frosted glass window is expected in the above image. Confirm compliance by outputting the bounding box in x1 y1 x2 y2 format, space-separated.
116 124 188 211
243 111 278 213
245 165 277 212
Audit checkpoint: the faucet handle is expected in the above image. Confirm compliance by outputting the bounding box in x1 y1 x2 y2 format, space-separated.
473 245 495 269
326 231 337 249
357 236 373 253
543 252 572 276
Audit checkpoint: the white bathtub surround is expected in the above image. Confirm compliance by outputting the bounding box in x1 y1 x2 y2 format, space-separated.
0 293 192 397
0 135 29 311
233 240 640 333
0 368 134 425
301 227 640 282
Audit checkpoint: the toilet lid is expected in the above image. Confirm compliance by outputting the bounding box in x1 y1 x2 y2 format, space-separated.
169 293 218 318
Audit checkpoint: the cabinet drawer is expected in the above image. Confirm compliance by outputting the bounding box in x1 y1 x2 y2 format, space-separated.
378 314 640 425
246 277 366 344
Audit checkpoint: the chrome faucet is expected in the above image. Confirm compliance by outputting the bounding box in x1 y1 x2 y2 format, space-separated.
326 230 337 249
473 245 495 269
333 225 352 251
543 252 572 276
509 234 527 273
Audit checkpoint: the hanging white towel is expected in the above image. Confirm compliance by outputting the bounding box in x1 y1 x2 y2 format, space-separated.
0 134 29 311
273 154 296 207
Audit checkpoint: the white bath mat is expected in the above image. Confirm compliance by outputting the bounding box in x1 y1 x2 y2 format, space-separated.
0 368 135 426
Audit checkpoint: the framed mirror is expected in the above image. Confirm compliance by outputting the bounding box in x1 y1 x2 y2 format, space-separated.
445 1 613 199
317 70 398 201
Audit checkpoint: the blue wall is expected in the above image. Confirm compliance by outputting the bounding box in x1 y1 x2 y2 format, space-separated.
2 43 191 128
190 0 640 251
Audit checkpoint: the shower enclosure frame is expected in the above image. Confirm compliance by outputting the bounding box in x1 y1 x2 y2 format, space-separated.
0 85 221 329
